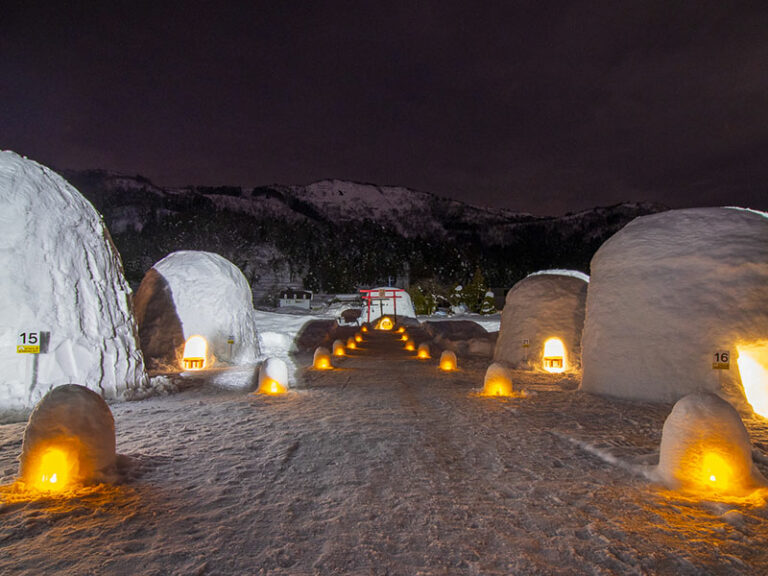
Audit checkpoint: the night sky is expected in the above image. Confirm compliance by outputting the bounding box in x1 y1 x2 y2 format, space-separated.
3 1 767 215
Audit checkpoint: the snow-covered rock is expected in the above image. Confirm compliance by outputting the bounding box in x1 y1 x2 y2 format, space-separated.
581 208 768 410
362 288 416 323
134 251 260 370
19 384 117 488
0 151 148 410
655 392 766 494
493 271 588 372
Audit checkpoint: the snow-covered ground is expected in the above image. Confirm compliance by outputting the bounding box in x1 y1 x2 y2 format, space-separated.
1 322 768 575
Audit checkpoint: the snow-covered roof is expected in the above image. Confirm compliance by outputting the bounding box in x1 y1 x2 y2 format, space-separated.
526 269 590 283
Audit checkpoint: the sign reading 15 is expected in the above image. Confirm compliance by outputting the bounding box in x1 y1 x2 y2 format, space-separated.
17 332 41 354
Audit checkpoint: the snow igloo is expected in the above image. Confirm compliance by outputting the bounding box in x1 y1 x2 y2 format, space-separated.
0 151 147 410
133 251 260 370
581 208 768 413
493 270 589 373
19 384 117 491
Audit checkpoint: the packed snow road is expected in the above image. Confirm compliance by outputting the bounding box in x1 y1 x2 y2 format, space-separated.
2 330 768 575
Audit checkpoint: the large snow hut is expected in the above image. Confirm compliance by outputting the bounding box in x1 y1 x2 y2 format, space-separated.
133 251 260 370
0 151 148 410
493 270 589 372
581 208 768 414
360 287 416 323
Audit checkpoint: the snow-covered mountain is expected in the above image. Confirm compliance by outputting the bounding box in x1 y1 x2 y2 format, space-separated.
63 170 666 302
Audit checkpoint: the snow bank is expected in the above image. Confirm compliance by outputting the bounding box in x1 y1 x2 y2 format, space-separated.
655 392 766 494
134 251 260 369
493 272 588 372
19 384 117 487
0 151 147 410
581 208 768 410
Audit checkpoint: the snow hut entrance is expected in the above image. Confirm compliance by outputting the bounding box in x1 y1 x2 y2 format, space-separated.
182 335 207 370
542 338 566 373
736 343 768 417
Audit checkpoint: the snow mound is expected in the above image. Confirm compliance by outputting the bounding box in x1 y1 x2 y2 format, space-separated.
655 392 767 494
134 251 260 369
0 151 147 410
19 384 117 487
493 272 588 372
581 207 768 409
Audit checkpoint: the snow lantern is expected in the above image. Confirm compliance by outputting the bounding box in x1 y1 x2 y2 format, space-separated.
0 151 147 410
404 339 415 352
333 339 346 356
354 332 363 343
656 393 767 495
19 385 117 492
397 326 406 334
257 358 289 395
400 332 410 342
376 316 394 331
346 337 357 350
493 270 588 373
134 250 260 371
482 363 514 396
313 347 332 370
440 350 458 371
417 343 431 359
361 325 369 333
581 208 768 411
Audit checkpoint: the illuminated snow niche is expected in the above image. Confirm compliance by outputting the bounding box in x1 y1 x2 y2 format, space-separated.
440 350 457 371
346 337 357 350
257 358 289 395
313 347 332 370
657 392 766 496
182 335 207 370
737 343 768 418
482 363 513 397
417 343 431 359
332 339 346 356
542 338 566 373
376 316 394 331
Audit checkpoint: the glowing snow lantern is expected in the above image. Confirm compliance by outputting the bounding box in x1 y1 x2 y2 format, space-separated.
313 347 332 370
333 339 346 356
404 340 415 352
376 316 394 331
182 335 207 370
19 385 117 492
736 343 768 418
397 326 406 334
400 333 409 342
656 392 767 495
542 337 566 373
417 343 431 359
346 337 357 350
440 350 458 371
354 332 363 343
482 363 514 396
361 325 369 333
257 357 289 395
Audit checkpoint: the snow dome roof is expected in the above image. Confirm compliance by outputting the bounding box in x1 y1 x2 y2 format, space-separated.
362 287 416 322
494 272 588 371
134 250 260 369
581 207 768 410
0 151 147 410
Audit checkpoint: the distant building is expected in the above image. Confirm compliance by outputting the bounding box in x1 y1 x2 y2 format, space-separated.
279 288 313 309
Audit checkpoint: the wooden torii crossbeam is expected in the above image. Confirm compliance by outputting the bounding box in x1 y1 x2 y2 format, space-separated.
359 288 406 323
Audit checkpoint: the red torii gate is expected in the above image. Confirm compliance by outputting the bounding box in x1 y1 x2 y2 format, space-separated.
359 288 406 324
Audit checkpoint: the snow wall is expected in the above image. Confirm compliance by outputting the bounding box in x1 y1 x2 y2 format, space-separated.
581 207 768 410
493 272 588 371
363 287 416 323
0 151 148 410
134 251 260 369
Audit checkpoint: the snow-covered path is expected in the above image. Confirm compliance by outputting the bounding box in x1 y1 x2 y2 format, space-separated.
2 330 768 575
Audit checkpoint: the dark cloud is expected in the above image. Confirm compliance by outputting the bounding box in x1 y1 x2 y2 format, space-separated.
2 1 766 215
